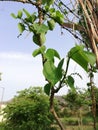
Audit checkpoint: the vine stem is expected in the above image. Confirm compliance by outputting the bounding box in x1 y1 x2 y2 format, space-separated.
37 0 66 130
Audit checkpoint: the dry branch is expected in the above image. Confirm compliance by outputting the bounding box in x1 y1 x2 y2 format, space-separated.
78 0 98 67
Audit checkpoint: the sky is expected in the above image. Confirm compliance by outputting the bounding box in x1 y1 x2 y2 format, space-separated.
0 2 97 101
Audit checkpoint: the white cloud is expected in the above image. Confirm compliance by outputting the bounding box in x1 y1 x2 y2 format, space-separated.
0 52 45 101
0 52 97 101
0 52 33 61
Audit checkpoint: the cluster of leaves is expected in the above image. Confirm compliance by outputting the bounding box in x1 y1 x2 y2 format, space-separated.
11 5 65 45
11 0 96 103
3 87 55 130
63 89 90 109
61 88 98 124
11 6 97 94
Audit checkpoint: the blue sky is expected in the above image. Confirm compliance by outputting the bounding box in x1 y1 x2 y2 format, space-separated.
0 2 97 101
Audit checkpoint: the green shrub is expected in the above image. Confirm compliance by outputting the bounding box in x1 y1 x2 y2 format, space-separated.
63 117 78 125
3 87 55 130
0 122 6 130
82 117 93 125
60 108 72 117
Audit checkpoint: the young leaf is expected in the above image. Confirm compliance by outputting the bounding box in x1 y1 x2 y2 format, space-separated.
47 19 56 30
45 48 60 60
18 23 25 33
56 58 64 79
17 10 23 19
33 34 40 46
57 58 64 70
32 49 41 57
31 14 37 23
33 23 49 34
49 8 55 14
42 0 54 6
40 45 46 52
11 13 17 19
38 24 49 33
24 13 36 23
66 76 75 91
33 33 46 46
23 8 30 18
55 10 64 24
44 83 51 95
32 46 46 57
48 0 54 6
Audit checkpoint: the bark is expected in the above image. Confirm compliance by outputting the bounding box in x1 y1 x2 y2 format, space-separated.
62 22 85 32
78 0 98 42
90 75 96 130
50 87 66 130
78 0 98 67
0 0 29 3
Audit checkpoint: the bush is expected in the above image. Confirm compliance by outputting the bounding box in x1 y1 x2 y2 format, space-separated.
63 117 78 125
3 87 55 130
82 117 93 125
0 122 6 130
60 108 72 117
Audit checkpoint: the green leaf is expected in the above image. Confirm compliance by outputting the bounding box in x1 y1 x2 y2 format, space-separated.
33 23 49 34
44 83 51 95
47 19 56 30
40 33 46 44
56 58 64 79
23 8 30 18
33 34 40 46
68 45 96 72
55 10 64 24
45 49 60 60
18 23 25 33
33 46 46 57
43 60 57 85
31 14 37 23
25 13 37 23
68 45 84 58
11 13 17 19
64 9 68 14
68 45 88 71
58 2 62 7
67 76 75 90
33 33 46 46
43 58 63 85
42 0 54 6
48 0 54 6
84 51 96 66
17 10 23 19
42 0 47 4
49 8 55 14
